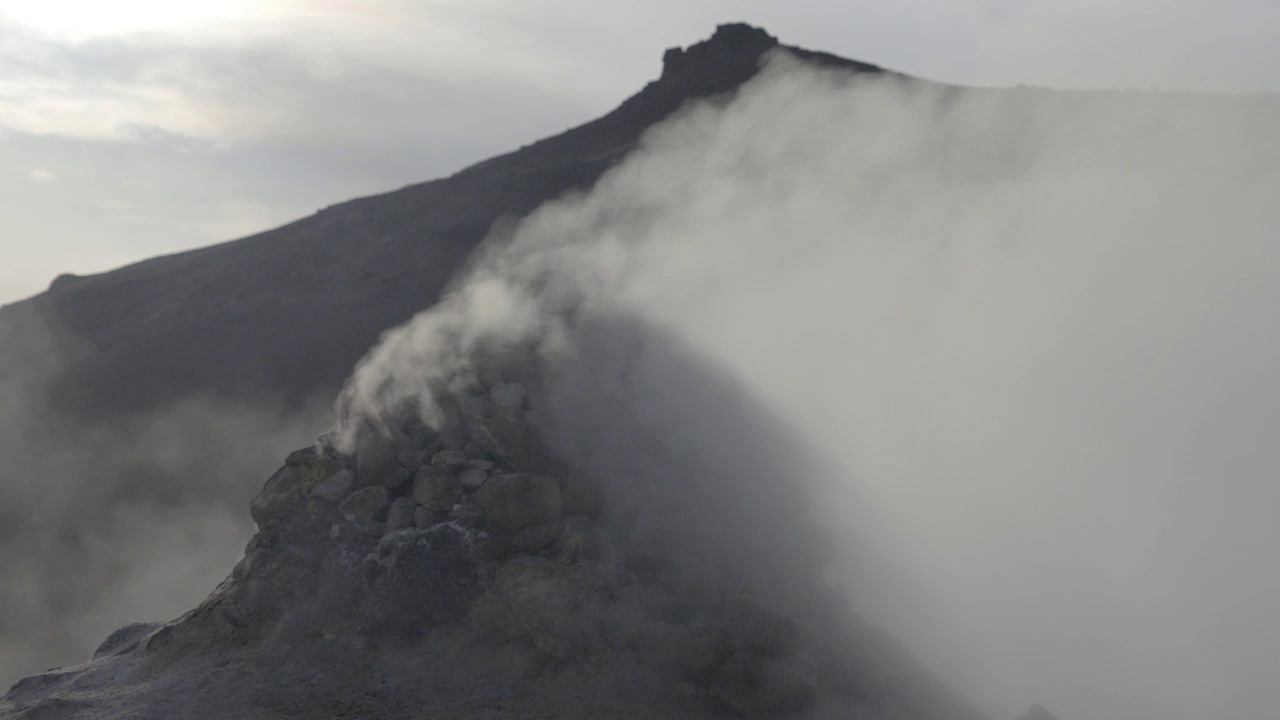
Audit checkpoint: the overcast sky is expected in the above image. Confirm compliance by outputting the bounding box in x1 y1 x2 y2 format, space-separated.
1 0 1278 305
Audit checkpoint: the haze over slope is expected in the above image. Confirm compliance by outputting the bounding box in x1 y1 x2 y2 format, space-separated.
2 22 1279 720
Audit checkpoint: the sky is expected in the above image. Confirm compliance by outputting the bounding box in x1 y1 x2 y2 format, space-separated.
2 0 1279 306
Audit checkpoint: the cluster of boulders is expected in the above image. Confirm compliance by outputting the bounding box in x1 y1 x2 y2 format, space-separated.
244 378 824 718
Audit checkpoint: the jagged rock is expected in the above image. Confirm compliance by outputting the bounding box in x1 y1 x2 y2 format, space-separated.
378 465 413 491
506 519 565 554
92 622 161 659
250 457 337 529
472 473 562 533
412 464 461 511
465 458 495 471
710 651 818 719
726 598 801 657
339 486 389 523
310 469 355 503
385 496 417 532
457 467 488 493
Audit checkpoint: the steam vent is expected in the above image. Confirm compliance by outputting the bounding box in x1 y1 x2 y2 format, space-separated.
2 24 985 720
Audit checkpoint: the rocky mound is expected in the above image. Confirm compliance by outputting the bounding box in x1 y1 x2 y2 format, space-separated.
0 342 986 720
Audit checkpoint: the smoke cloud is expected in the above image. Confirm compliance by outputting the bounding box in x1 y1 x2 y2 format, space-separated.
343 53 1280 720
0 309 326 688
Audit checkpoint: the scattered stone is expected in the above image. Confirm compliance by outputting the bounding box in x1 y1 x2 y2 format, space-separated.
413 464 461 512
385 496 417 532
710 651 817 719
472 473 562 533
466 458 495 471
462 442 486 458
431 449 468 469
458 467 488 493
311 469 356 504
339 486 390 524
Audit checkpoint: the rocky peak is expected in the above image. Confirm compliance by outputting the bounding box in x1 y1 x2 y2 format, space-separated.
660 23 780 82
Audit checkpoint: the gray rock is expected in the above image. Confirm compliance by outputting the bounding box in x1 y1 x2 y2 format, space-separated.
250 458 339 530
397 448 429 471
385 496 417 532
431 449 468 469
492 556 606 661
311 469 356 504
378 465 413 491
472 473 562 533
449 503 488 530
339 486 390 524
465 414 560 474
413 505 433 530
413 464 461 512
710 651 817 719
458 467 488 493
465 458 496 471
506 519 565 554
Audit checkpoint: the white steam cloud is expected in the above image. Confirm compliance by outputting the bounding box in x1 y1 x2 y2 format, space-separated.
344 53 1280 720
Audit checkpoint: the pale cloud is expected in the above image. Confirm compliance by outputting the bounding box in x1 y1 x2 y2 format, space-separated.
27 168 55 183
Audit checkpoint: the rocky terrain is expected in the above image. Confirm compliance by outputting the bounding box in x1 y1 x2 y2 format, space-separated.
0 339 989 719
0 22 1079 720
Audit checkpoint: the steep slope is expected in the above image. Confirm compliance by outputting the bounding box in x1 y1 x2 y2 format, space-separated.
0 23 888 418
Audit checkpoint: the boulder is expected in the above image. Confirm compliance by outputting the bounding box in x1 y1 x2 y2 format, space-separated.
339 486 390 524
413 464 461 511
250 458 337 530
472 473 562 533
458 467 488 493
431 449 468 469
385 496 417 532
492 557 607 661
311 469 356 504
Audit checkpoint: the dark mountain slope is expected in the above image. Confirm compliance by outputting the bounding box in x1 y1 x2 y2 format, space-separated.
2 23 888 417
